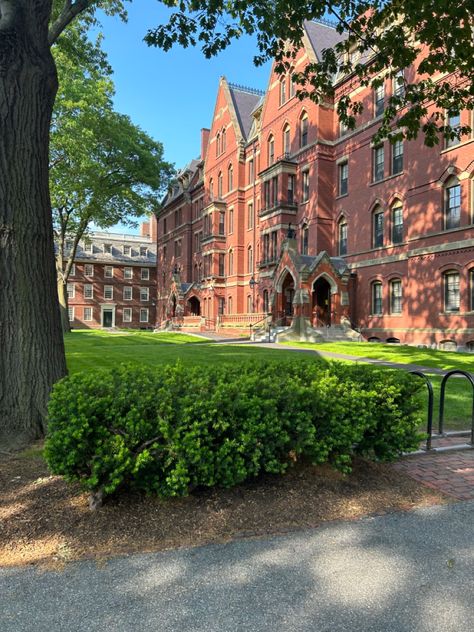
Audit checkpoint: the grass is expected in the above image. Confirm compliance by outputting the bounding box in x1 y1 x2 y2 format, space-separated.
64 331 474 431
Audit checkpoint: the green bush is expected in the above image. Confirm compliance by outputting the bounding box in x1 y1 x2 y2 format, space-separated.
44 361 424 501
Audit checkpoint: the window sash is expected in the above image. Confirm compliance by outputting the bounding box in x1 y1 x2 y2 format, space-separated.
339 163 348 196
373 147 384 181
339 224 347 255
83 307 93 321
139 309 149 323
123 308 132 323
372 283 382 315
124 287 133 300
84 284 94 299
104 286 113 300
374 85 384 116
445 273 460 312
141 268 149 280
85 264 94 277
390 281 402 313
446 184 461 229
392 207 403 244
392 141 403 174
373 212 384 247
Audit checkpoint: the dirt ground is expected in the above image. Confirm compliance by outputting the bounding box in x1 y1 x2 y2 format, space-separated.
0 443 447 569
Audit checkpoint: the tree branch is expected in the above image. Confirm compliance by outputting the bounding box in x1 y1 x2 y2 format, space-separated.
48 0 91 46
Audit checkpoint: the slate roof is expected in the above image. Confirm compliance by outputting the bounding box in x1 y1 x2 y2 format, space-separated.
228 84 264 139
304 20 347 62
162 158 201 208
63 230 156 266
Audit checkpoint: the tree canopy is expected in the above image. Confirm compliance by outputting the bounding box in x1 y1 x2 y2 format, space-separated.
145 0 473 145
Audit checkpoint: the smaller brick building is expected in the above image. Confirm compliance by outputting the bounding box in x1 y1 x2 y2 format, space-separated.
66 222 157 329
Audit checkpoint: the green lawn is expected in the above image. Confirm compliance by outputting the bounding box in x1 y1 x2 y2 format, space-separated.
64 331 474 432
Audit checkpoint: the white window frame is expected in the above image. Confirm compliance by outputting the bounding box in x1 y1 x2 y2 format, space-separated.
69 263 76 277
68 306 75 321
139 308 149 323
84 263 94 277
140 246 148 257
83 241 93 254
67 283 75 299
123 286 133 301
124 267 133 280
104 285 114 300
84 284 94 299
123 307 133 323
140 287 149 302
104 265 114 278
83 307 93 322
103 243 112 254
141 268 150 280
123 244 131 256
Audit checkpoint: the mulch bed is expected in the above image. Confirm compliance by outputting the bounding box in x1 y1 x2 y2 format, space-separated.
0 442 448 569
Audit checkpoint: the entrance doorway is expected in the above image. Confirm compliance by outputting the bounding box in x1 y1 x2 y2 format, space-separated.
102 309 113 327
188 296 201 316
170 294 177 317
313 277 332 326
281 272 295 323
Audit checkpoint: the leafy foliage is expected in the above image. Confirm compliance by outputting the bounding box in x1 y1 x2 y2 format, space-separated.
146 1 473 145
45 361 424 501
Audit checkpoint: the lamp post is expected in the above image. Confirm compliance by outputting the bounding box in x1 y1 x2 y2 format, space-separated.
249 275 259 314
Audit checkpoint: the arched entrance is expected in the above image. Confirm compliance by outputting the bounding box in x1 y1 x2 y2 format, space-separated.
281 272 295 323
312 277 332 326
188 296 200 316
170 294 177 318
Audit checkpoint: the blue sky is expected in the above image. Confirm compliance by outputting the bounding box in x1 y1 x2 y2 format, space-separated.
96 0 271 168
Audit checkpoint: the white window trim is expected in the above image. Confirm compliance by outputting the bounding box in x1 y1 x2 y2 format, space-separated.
84 264 94 277
124 267 133 279
124 286 133 301
68 307 75 321
104 266 114 278
140 287 149 302
104 285 114 300
139 308 149 323
83 307 93 322
84 284 94 299
141 268 150 280
123 307 133 323
67 283 75 299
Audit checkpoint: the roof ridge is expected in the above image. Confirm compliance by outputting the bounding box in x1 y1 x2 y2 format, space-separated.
228 82 265 97
309 17 339 30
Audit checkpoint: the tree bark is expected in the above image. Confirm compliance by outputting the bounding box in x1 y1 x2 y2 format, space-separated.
57 275 71 334
0 2 67 442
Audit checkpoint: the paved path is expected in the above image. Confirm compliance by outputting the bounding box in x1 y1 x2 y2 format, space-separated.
2 502 474 632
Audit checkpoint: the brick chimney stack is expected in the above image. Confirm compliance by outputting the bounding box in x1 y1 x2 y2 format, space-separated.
201 128 210 161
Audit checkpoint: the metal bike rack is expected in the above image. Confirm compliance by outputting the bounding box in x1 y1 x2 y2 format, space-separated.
409 371 434 451
438 370 474 445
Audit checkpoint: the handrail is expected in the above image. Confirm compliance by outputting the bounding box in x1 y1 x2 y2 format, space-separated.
438 370 474 443
250 314 271 331
409 371 434 451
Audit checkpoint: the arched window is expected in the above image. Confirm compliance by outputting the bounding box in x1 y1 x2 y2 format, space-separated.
371 281 383 315
289 72 296 98
300 223 308 255
227 164 233 191
386 337 401 344
263 289 269 313
228 249 234 275
299 112 308 147
338 219 347 255
391 202 404 244
209 177 213 200
390 279 402 314
373 206 384 248
279 78 286 105
216 133 220 157
439 339 457 351
204 214 209 235
268 135 275 166
445 176 461 229
222 128 226 152
247 246 253 273
217 171 223 198
228 295 233 314
470 268 474 311
444 270 460 312
283 124 291 155
247 294 253 313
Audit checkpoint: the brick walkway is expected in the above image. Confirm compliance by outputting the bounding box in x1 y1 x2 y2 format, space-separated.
393 448 474 500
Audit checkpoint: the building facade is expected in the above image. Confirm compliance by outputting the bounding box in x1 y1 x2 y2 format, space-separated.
157 20 474 349
67 222 157 329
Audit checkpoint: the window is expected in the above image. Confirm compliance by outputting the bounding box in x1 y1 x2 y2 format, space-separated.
338 161 348 196
140 246 148 257
103 243 112 254
373 209 384 248
69 263 76 277
218 253 225 277
123 308 132 323
445 178 461 229
222 128 226 152
271 176 278 207
228 164 233 191
218 297 225 315
338 220 347 256
289 75 296 98
84 307 93 322
140 308 149 323
470 270 474 311
217 171 223 198
373 145 384 181
283 125 291 155
300 113 308 147
228 296 233 314
140 287 149 302
228 208 234 234
393 70 405 98
372 282 383 315
288 174 295 204
248 203 254 229
104 285 113 300
302 170 309 202
209 177 214 199
301 224 308 255
263 289 269 312
268 135 275 166
339 117 348 137
444 271 460 312
141 268 150 280
104 266 113 278
219 211 225 236
123 286 133 301
163 218 167 234
247 246 253 273
390 279 402 314
174 239 182 258
391 140 403 175
279 78 286 105
68 307 74 321
374 84 384 117
248 159 254 183
446 112 461 148
123 245 131 256
270 231 278 260
67 283 75 299
84 241 93 254
84 284 93 299
124 267 133 280
84 264 94 277
247 294 253 313
228 249 234 275
392 204 404 244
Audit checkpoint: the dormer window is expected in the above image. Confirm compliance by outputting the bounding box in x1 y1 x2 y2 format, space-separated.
103 243 112 254
140 246 148 257
84 241 93 254
123 245 131 256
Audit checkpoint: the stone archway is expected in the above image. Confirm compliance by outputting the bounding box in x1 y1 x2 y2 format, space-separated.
281 272 295 322
187 296 201 316
312 276 332 326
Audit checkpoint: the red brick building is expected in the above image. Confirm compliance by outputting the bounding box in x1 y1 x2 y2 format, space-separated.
67 222 157 329
157 21 474 349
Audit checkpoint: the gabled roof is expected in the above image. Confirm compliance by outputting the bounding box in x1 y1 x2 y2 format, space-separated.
304 20 347 62
161 157 201 208
227 83 264 140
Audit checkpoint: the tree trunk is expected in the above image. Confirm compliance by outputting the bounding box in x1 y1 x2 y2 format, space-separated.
0 4 67 443
57 277 71 334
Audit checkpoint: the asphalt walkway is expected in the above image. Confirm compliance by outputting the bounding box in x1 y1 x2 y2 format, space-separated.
2 501 474 631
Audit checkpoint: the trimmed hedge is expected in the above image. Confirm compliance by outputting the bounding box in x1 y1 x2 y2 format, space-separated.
44 361 424 502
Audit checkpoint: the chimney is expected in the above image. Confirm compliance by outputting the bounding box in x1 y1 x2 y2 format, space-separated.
140 221 150 237
149 214 158 242
201 128 210 161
